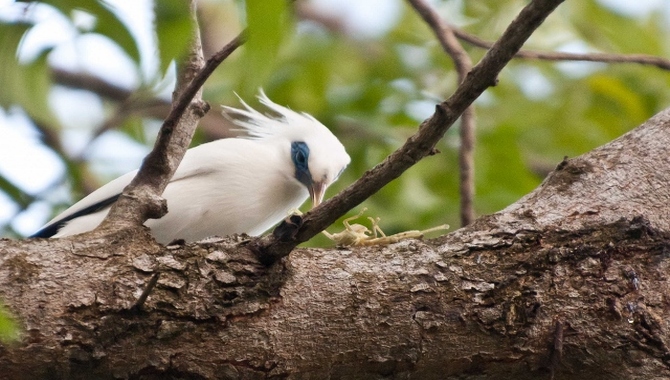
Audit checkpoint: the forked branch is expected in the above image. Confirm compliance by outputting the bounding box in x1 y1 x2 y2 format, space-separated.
98 5 244 233
251 0 566 263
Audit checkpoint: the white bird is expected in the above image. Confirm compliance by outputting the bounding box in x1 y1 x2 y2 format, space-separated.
31 92 350 244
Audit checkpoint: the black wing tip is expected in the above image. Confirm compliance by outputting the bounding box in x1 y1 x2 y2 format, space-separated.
29 224 61 239
27 194 121 240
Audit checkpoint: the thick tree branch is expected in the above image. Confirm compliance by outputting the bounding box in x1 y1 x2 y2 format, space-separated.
4 1 670 377
1 105 670 378
407 0 476 227
251 0 566 263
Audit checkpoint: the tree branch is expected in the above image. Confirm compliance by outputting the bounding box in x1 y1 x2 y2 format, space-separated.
97 3 206 232
96 10 244 234
296 1 670 72
2 106 670 377
449 22 670 70
250 0 566 263
160 33 244 130
51 69 237 142
407 0 476 227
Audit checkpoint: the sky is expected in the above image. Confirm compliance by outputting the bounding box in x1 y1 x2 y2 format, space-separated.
0 0 668 236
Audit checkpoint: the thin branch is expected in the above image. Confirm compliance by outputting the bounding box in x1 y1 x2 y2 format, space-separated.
250 0 566 264
131 273 160 312
451 23 670 70
97 5 244 233
30 120 101 195
100 3 206 230
295 2 670 72
88 97 143 143
157 33 244 136
52 68 131 99
408 0 472 75
52 69 237 141
407 0 476 226
295 2 346 34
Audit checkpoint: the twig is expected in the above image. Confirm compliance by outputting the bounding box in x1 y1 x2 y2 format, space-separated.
250 0 566 264
451 24 670 70
99 2 243 232
295 3 346 34
407 0 476 226
91 33 244 148
131 273 160 312
295 2 670 72
100 2 206 229
52 68 131 99
157 32 244 139
52 68 237 140
549 320 564 380
88 97 142 143
30 120 101 195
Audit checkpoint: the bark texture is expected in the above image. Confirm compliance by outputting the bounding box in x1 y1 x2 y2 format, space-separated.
1 108 670 379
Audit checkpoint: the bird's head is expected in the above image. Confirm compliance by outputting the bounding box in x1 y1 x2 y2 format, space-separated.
223 91 350 208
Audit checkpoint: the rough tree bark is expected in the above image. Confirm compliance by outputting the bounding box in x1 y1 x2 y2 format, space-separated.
1 106 669 379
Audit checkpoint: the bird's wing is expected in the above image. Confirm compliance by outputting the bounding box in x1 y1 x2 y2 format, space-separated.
30 194 121 238
31 152 219 238
30 170 137 238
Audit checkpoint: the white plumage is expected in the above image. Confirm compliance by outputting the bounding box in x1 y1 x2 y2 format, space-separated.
32 92 350 244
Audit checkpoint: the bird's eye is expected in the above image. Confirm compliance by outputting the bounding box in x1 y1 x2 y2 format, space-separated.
295 150 306 165
291 141 310 171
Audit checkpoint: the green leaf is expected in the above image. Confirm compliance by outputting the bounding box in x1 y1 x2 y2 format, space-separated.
0 303 20 344
19 52 55 126
239 0 290 94
154 0 193 76
0 22 32 108
570 0 663 55
0 23 56 128
0 175 33 209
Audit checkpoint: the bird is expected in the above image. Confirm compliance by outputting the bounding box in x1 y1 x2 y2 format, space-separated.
30 91 351 244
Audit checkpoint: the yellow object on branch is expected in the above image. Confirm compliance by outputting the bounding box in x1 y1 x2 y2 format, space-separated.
322 208 449 247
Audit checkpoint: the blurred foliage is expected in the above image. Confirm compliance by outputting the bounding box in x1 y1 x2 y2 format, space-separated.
238 0 290 93
1 0 670 248
155 0 193 75
0 303 20 344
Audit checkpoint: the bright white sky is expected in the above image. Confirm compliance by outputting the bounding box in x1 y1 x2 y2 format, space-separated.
0 0 667 236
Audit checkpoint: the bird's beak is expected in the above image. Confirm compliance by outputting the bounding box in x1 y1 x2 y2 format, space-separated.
309 181 327 208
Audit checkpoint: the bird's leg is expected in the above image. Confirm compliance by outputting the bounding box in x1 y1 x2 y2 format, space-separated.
273 209 305 241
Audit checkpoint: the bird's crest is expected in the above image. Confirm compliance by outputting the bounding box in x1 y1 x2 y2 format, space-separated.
222 90 324 140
